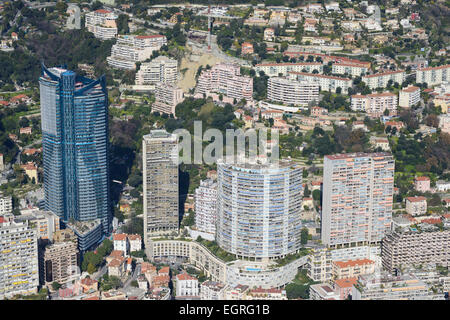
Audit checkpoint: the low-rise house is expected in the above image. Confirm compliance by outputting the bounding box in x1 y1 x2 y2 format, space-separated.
241 42 254 55
332 259 375 280
101 289 127 300
310 283 340 300
80 277 99 293
108 257 126 278
414 176 430 193
224 284 249 300
246 287 287 300
436 180 450 192
405 196 427 216
19 127 32 135
333 277 358 300
200 281 227 300
20 162 38 182
175 273 199 297
370 136 390 151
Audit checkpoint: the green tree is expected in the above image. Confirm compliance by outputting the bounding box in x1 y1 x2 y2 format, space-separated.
51 281 62 290
301 228 309 245
87 263 96 275
312 189 321 201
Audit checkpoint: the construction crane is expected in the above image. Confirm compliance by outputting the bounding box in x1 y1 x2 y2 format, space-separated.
207 2 212 52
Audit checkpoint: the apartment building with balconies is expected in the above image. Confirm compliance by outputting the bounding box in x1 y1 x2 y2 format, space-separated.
107 35 167 70
267 77 319 106
85 9 118 40
362 70 406 89
0 216 39 299
42 233 79 286
0 193 12 215
381 228 450 273
152 84 184 116
399 86 420 108
194 179 218 236
352 273 432 300
351 92 398 117
288 72 352 93
416 65 449 87
307 246 333 282
195 63 253 102
255 62 323 77
216 160 303 261
332 62 369 77
135 55 178 87
143 130 179 244
322 152 395 248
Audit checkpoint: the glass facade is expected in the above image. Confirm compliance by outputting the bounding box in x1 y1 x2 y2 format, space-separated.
39 64 111 236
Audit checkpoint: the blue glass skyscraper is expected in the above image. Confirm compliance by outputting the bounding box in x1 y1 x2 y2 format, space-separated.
39 64 111 238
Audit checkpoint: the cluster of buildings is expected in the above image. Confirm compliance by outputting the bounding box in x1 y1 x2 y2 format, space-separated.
194 63 253 103
85 9 118 40
107 34 167 70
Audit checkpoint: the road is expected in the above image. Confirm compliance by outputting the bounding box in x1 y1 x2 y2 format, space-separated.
93 263 108 281
123 263 141 289
15 138 42 166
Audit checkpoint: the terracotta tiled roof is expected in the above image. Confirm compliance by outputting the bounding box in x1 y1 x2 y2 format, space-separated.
333 259 375 268
176 272 197 281
113 233 127 241
81 278 98 286
109 250 124 258
417 64 449 72
406 196 427 202
334 277 358 288
402 86 420 93
363 70 405 78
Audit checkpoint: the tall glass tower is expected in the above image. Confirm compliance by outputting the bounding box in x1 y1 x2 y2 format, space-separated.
39 64 111 237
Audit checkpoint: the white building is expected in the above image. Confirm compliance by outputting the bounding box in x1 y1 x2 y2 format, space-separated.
439 114 450 135
0 194 12 215
143 130 179 244
322 153 394 247
152 84 184 116
195 63 253 102
399 86 420 108
135 55 178 86
307 246 332 283
107 35 167 70
0 216 39 299
310 283 341 300
436 180 450 192
200 281 226 300
416 65 450 87
351 92 398 117
289 72 352 93
194 179 218 235
332 62 369 77
362 70 406 89
405 196 427 216
352 273 433 300
113 234 129 255
255 62 323 77
175 273 199 297
128 234 142 253
267 77 319 106
85 9 118 40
